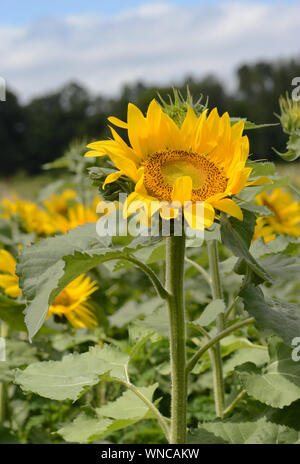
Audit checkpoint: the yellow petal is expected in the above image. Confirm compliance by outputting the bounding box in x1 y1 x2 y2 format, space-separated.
108 116 128 129
0 250 17 275
0 274 21 298
246 177 272 187
106 152 138 183
84 150 106 157
5 284 22 298
102 171 123 189
171 176 193 204
184 202 215 230
146 99 162 133
160 204 180 220
212 198 243 221
127 103 147 158
109 126 140 164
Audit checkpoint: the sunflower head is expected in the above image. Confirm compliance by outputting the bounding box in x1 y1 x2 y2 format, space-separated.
47 275 99 329
1 196 57 236
253 188 300 242
85 95 270 231
53 201 99 234
43 189 77 216
278 93 300 134
0 249 22 298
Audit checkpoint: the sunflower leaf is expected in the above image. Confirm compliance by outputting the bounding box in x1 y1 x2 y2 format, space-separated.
220 211 273 284
0 295 26 332
15 344 129 401
241 284 300 345
236 337 300 408
0 339 38 382
195 299 226 327
189 417 299 444
230 117 279 131
57 385 158 443
16 223 162 339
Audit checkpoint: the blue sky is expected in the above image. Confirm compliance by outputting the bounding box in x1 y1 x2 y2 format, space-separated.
1 1 299 101
0 0 293 25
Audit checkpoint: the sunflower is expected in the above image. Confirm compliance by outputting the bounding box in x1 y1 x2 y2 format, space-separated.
43 189 77 216
0 249 98 328
1 196 57 236
47 275 99 329
53 201 99 234
0 249 22 298
253 188 300 242
85 100 269 229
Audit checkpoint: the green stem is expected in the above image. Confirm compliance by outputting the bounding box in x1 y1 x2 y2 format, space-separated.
223 389 247 417
126 256 169 300
165 235 187 444
207 239 225 418
98 254 169 300
225 296 240 320
185 257 212 286
186 317 255 374
111 379 170 442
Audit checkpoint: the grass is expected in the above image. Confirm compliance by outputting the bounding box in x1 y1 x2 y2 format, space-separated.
0 171 59 199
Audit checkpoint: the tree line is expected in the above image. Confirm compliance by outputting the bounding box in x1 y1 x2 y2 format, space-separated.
1 57 300 176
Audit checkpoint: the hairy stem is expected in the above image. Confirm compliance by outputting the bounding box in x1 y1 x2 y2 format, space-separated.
186 318 255 374
207 239 225 418
111 379 170 442
165 235 187 444
185 257 212 286
223 389 247 417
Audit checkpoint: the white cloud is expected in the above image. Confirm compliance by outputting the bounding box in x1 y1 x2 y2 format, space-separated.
1 1 300 101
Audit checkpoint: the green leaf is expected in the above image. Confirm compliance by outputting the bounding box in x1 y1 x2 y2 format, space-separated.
0 295 26 331
0 219 13 245
193 417 298 444
230 117 279 131
16 223 161 340
268 399 300 431
250 235 294 258
245 161 276 177
108 297 161 328
57 413 112 444
188 428 226 444
238 176 291 202
136 305 169 337
97 384 158 420
128 330 155 362
0 339 38 382
274 133 300 161
241 284 300 345
15 344 129 401
51 330 99 351
237 337 300 408
240 203 273 216
58 385 158 443
0 425 20 444
191 336 262 375
195 299 225 327
258 254 300 281
223 347 268 376
220 211 273 284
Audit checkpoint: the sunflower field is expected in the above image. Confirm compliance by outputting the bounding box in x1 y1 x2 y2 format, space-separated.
1 89 300 446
